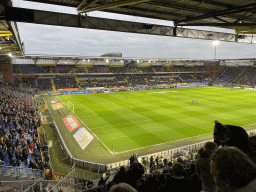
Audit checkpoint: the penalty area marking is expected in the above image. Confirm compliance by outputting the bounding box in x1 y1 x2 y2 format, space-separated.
57 96 114 155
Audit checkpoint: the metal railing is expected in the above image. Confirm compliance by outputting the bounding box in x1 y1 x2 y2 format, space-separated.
0 180 59 192
0 165 44 179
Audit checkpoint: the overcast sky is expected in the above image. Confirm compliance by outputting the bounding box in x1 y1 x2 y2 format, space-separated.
12 0 256 60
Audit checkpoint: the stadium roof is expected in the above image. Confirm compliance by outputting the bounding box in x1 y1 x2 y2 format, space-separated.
0 1 24 61
2 0 256 61
22 0 256 32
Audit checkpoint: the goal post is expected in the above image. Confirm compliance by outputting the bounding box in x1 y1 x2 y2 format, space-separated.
68 101 74 113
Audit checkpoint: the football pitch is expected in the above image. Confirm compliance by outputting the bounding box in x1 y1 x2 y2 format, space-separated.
53 87 256 155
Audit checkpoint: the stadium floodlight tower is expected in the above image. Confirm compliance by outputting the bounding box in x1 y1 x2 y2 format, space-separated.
212 40 220 59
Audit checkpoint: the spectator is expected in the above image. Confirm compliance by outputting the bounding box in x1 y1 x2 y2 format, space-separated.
161 162 191 192
98 175 110 191
196 141 218 192
112 166 128 184
210 146 256 192
109 183 137 192
126 162 144 188
106 181 116 192
87 179 94 189
213 120 250 153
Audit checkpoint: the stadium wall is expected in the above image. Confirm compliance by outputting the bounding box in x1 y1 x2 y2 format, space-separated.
0 63 13 84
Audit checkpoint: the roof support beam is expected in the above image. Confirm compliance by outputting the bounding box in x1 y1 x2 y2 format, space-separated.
4 6 256 44
175 3 256 25
77 0 151 14
176 23 256 27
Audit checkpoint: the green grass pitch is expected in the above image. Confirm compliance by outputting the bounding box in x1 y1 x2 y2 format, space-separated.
55 87 256 154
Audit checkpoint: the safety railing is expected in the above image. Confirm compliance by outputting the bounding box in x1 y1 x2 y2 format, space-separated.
0 180 59 192
0 165 44 179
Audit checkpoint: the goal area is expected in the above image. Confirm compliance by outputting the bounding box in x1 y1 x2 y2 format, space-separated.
68 101 74 113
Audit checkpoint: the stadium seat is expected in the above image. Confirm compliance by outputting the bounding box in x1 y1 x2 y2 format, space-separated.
11 166 18 177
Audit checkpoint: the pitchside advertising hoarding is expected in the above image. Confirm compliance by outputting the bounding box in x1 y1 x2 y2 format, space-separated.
177 82 209 88
62 115 94 150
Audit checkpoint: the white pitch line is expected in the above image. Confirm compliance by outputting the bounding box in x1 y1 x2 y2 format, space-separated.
57 96 114 155
81 104 98 116
150 91 178 94
113 123 256 154
75 113 114 155
245 123 256 128
113 133 212 155
79 115 98 118
98 97 151 121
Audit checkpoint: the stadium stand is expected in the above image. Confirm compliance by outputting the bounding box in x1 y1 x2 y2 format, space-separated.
0 84 48 184
37 78 52 91
54 76 79 90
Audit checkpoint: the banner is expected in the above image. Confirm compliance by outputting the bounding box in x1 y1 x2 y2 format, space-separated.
58 88 79 91
73 128 94 150
52 103 64 110
62 115 81 132
52 173 74 185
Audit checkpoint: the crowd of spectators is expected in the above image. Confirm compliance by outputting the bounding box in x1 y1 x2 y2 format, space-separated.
54 76 78 90
0 84 50 173
38 78 52 91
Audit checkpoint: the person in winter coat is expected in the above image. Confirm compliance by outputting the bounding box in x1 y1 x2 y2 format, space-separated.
210 146 256 192
112 166 128 184
213 120 250 153
196 141 218 192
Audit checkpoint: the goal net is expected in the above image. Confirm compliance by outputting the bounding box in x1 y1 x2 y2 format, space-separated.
68 101 75 113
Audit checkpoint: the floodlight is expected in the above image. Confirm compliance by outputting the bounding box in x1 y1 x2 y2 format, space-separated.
88 59 90 62
8 53 12 57
137 60 139 63
212 40 219 46
121 60 124 63
149 60 151 63
106 59 109 63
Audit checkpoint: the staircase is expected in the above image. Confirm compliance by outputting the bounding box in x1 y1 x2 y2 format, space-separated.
152 68 156 72
85 67 88 73
75 76 79 84
233 67 247 83
215 67 229 81
51 79 56 91
179 76 186 83
191 75 197 80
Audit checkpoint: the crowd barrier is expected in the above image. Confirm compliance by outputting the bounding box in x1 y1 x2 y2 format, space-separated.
0 165 44 179
0 180 59 192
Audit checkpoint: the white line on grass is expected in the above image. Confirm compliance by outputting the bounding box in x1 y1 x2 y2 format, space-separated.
113 133 213 155
245 123 256 128
57 96 114 155
98 97 151 121
150 91 178 94
77 116 114 155
81 104 98 116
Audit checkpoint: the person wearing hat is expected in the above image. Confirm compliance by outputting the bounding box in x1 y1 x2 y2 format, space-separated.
213 120 250 154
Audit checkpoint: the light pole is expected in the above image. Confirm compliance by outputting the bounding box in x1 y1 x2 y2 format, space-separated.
212 40 219 59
